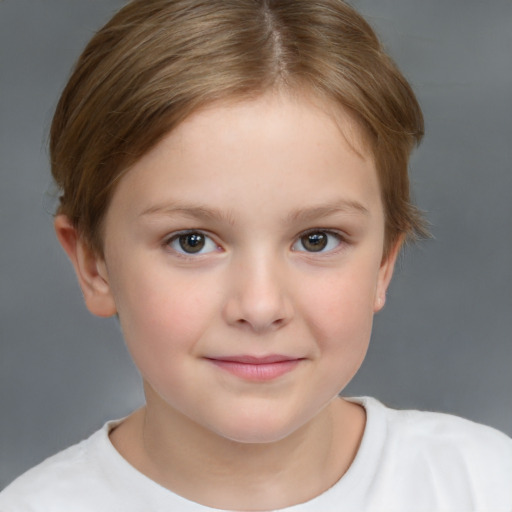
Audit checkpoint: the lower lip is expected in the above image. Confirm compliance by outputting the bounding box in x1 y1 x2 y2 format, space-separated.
208 359 301 381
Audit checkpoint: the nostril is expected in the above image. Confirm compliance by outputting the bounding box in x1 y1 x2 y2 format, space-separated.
234 315 288 333
222 272 294 332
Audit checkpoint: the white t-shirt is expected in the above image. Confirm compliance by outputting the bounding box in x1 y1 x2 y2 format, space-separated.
1 397 511 511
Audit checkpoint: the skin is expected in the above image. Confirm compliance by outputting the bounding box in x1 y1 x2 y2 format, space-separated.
55 91 400 510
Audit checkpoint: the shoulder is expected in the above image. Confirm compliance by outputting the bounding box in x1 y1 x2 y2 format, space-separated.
383 400 512 464
0 424 111 511
356 397 512 509
0 417 216 512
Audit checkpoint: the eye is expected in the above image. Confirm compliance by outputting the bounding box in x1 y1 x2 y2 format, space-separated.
167 231 219 255
292 230 342 253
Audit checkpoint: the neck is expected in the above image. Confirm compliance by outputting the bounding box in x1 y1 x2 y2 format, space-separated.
110 391 365 511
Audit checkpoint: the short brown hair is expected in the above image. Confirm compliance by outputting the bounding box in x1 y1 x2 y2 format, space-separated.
50 0 427 256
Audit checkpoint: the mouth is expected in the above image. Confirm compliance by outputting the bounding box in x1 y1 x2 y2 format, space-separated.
205 355 304 381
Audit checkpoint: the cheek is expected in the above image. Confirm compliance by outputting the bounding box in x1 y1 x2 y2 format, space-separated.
301 273 376 393
298 264 378 354
112 269 219 373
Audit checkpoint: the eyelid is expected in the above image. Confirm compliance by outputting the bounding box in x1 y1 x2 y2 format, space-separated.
291 228 347 253
164 229 221 257
299 227 345 238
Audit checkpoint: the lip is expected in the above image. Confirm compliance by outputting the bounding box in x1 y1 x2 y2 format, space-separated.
205 355 303 381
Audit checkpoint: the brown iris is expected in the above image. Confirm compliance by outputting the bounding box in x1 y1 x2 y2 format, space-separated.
178 232 205 253
300 232 328 252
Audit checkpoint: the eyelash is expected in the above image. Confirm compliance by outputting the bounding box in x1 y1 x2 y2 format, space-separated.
291 229 346 254
164 230 220 258
163 228 347 258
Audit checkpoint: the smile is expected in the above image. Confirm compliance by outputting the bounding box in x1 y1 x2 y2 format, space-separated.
205 355 303 381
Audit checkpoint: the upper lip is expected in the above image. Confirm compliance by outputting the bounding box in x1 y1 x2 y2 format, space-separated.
206 355 302 364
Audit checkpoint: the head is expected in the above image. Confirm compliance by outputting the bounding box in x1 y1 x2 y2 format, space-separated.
51 0 426 261
52 0 426 443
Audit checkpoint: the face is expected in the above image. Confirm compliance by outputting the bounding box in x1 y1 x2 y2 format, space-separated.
73 92 398 443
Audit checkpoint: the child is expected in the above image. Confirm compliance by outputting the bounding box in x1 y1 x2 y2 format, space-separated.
1 0 510 510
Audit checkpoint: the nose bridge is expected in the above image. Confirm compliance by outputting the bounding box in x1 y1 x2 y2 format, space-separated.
224 246 292 332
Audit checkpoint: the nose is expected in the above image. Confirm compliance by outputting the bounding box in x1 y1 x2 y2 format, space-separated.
223 254 293 334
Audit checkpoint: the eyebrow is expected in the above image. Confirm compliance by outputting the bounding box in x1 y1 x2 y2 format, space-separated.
139 202 237 225
139 198 369 225
285 199 370 224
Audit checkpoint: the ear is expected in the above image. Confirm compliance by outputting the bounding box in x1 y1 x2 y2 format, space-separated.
373 236 403 313
54 215 117 317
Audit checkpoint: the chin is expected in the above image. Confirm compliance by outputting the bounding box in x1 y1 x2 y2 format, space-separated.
208 405 309 445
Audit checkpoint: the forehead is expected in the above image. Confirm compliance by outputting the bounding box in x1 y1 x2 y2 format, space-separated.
107 91 382 225
172 90 373 166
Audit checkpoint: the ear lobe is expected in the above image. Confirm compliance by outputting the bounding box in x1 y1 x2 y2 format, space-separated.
54 215 117 317
373 236 403 313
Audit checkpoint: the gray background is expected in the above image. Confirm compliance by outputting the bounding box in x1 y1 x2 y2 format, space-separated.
1 0 511 490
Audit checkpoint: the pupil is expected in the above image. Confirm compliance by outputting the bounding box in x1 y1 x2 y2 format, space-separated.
302 232 327 252
179 233 205 253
